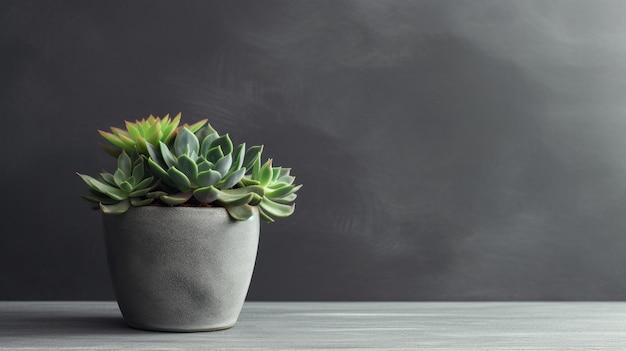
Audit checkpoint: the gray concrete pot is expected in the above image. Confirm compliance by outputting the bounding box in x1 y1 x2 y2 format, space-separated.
102 206 260 332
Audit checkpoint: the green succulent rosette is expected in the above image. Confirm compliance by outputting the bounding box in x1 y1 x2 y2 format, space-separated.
79 116 301 222
77 151 159 214
145 125 263 220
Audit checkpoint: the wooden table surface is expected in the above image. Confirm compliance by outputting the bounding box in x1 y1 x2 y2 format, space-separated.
1 301 625 350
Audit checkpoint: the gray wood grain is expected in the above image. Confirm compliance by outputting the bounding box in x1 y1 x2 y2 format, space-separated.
0 302 625 350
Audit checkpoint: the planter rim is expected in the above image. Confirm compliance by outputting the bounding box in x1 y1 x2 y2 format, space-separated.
107 205 259 218
114 205 231 212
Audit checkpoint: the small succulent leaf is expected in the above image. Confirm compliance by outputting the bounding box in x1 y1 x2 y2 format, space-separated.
204 123 218 135
152 130 163 144
188 147 198 161
146 142 165 168
99 130 126 149
187 118 209 133
259 207 275 223
260 198 295 218
128 187 152 197
258 159 273 187
170 112 182 127
160 191 193 205
274 193 297 204
159 141 177 168
110 126 130 138
136 118 146 134
210 134 234 156
77 173 127 200
200 132 219 157
167 166 192 191
215 190 254 207
220 186 264 196
155 130 164 143
98 142 122 158
232 143 245 171
194 124 209 142
100 172 116 186
135 136 149 155
119 181 133 193
177 154 198 182
132 153 143 165
271 167 282 183
162 115 180 144
207 146 224 163
174 128 199 157
243 145 263 171
251 156 261 180
193 186 219 203
81 194 119 205
240 177 261 186
146 158 175 188
215 154 233 177
134 176 155 189
266 184 302 199
277 175 296 185
216 167 246 189
130 197 153 207
117 133 136 150
197 158 214 172
131 162 144 181
145 122 159 142
197 170 222 187
146 191 167 199
268 181 288 190
162 128 177 145
160 114 170 126
100 199 131 214
117 151 132 176
278 168 292 178
249 193 263 206
113 169 126 187
125 120 141 139
225 204 254 221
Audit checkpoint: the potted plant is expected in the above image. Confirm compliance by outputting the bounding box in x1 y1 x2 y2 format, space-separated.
77 113 301 332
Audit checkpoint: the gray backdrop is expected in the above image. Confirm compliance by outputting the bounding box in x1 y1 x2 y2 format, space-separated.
2 0 626 300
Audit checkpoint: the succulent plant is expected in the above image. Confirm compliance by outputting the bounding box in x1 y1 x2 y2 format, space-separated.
79 115 301 221
98 113 208 157
77 151 159 214
145 125 264 219
241 158 302 222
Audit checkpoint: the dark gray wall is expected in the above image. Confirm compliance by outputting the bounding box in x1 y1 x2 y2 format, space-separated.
2 0 626 300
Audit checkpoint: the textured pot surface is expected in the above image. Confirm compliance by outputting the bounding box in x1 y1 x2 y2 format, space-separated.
103 206 260 332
